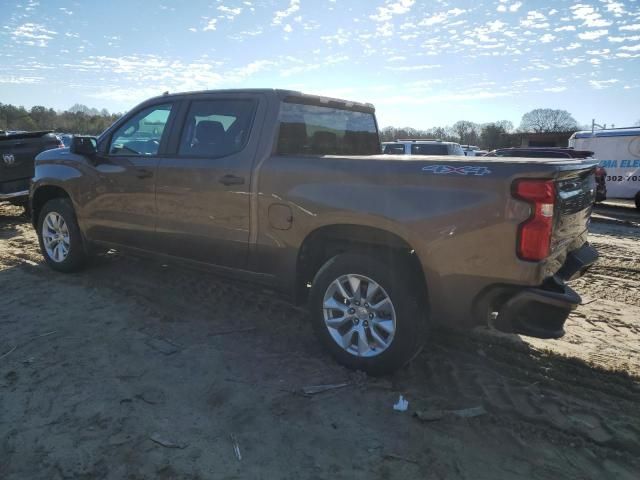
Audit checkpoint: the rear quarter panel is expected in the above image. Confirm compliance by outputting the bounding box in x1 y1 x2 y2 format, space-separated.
255 155 591 326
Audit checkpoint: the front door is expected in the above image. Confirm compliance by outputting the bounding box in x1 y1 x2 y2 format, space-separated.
155 95 263 269
83 102 175 249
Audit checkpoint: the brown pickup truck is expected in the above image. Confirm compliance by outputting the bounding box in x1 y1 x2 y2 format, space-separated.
30 89 598 374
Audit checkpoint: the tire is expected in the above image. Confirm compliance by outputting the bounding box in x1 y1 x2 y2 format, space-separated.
635 192 640 211
37 198 87 272
309 253 426 375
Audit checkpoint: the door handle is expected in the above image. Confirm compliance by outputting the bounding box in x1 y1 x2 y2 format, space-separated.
219 174 245 186
135 168 153 179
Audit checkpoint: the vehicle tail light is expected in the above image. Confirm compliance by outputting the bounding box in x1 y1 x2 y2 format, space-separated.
513 179 555 261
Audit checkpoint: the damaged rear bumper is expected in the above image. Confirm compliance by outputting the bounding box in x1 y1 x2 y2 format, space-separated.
479 243 598 339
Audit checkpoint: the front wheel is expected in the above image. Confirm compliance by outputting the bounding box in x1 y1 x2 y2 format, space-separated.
309 253 426 375
37 198 87 272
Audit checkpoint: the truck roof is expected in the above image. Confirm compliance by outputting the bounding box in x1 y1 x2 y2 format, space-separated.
144 88 376 113
572 127 640 139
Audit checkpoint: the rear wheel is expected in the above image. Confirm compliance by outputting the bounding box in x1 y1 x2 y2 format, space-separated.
37 198 87 272
309 253 426 375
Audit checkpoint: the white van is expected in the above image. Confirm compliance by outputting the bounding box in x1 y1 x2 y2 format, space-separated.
569 127 640 208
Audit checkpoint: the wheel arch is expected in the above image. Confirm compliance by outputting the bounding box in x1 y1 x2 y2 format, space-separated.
295 223 429 310
31 185 72 229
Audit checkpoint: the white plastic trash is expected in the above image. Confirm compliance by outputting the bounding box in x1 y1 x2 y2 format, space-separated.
393 395 409 412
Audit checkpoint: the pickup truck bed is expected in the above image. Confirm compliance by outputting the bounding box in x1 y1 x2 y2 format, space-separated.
29 89 598 373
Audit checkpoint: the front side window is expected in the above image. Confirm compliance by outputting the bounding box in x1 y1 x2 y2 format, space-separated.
110 104 172 156
178 99 256 158
277 102 379 155
410 143 448 155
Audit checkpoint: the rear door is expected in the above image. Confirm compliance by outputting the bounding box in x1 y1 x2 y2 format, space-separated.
154 93 264 269
83 102 176 249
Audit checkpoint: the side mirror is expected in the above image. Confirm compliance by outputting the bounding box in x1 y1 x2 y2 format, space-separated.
70 136 97 156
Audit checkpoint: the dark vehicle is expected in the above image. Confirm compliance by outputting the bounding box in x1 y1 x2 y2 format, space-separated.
1 130 63 208
485 147 606 202
31 89 598 373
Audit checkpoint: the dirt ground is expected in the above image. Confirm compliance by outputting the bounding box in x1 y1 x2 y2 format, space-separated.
1 203 639 480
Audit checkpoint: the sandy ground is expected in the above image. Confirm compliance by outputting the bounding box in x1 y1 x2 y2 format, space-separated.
0 203 639 479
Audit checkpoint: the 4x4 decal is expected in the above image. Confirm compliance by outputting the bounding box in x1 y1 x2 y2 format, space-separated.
422 165 492 176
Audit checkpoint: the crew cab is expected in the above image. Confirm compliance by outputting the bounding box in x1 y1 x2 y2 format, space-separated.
31 89 598 374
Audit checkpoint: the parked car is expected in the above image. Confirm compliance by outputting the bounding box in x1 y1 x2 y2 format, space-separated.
1 130 63 210
382 139 465 156
569 127 640 209
484 147 606 202
31 89 598 374
57 134 74 148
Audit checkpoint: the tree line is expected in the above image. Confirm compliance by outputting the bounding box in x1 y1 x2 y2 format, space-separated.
1 101 582 150
0 103 122 135
380 108 581 150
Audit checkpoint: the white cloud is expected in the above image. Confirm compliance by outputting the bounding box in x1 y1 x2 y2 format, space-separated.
520 11 549 29
571 4 611 28
217 5 242 19
555 25 576 32
418 9 464 27
10 23 57 47
510 2 522 12
589 78 619 89
540 33 555 43
385 64 441 71
370 0 415 22
272 0 300 26
578 29 608 40
566 42 582 50
544 86 567 92
203 18 217 31
608 35 640 42
620 44 640 52
620 24 640 32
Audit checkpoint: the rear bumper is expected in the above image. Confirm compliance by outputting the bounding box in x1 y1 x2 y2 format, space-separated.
479 243 598 339
0 189 29 202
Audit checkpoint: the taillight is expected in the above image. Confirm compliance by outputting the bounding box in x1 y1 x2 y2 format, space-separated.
513 179 555 261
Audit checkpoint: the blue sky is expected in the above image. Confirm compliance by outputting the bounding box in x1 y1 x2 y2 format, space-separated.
1 0 639 129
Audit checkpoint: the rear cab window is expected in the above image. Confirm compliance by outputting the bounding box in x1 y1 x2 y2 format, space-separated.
277 100 379 155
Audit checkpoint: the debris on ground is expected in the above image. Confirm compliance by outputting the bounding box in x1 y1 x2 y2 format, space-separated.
149 434 188 449
393 395 409 412
301 383 350 396
230 434 242 461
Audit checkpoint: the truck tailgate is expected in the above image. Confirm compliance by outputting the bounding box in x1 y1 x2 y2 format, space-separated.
553 167 596 250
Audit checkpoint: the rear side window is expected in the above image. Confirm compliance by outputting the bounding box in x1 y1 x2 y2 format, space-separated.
178 99 256 158
277 102 379 155
383 143 405 154
410 144 448 155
